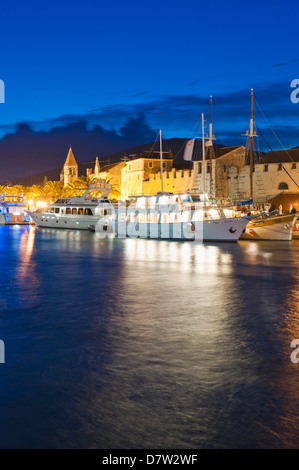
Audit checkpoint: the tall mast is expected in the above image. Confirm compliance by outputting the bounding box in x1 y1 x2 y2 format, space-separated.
202 113 206 203
209 96 213 194
250 89 254 201
159 129 164 193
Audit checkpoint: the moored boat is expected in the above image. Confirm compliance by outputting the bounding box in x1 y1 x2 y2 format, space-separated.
0 193 30 225
26 180 114 230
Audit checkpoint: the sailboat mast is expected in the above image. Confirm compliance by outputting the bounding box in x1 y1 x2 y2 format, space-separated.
209 96 213 194
202 113 206 199
250 89 254 201
159 129 164 193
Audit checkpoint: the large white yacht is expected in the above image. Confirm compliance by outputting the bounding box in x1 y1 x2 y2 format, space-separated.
27 181 114 230
94 192 259 242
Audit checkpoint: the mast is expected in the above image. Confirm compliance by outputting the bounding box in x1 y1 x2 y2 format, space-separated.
159 129 164 193
209 96 213 194
250 89 254 201
202 113 206 205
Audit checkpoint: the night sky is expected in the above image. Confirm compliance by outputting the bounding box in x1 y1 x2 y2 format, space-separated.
0 0 299 180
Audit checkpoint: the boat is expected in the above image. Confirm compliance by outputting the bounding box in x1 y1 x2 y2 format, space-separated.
94 122 260 242
0 193 30 225
26 180 114 230
95 191 259 241
239 89 298 240
241 211 298 240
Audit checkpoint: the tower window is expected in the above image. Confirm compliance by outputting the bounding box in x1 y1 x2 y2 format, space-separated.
292 163 297 169
263 165 268 172
277 164 282 171
278 182 288 190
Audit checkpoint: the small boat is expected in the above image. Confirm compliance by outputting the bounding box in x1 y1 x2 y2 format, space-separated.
241 212 298 240
0 193 30 225
26 180 114 230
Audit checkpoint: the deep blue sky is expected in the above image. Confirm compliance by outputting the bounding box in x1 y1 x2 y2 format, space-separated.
0 0 299 178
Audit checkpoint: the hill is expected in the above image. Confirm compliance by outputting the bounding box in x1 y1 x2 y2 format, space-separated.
7 138 227 186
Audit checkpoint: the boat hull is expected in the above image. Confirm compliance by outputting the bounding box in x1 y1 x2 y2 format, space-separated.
95 215 252 242
240 214 298 241
26 211 99 230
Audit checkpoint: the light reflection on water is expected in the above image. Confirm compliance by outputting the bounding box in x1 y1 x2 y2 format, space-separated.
0 225 299 448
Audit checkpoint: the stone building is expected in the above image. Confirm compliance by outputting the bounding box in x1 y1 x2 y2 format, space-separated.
60 147 78 187
221 147 299 202
87 159 125 194
120 151 193 199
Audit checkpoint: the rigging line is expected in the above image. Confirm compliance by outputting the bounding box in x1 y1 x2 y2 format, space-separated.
254 96 295 162
256 123 299 190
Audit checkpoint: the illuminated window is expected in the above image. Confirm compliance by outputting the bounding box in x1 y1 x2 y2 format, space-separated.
78 208 84 215
66 208 71 214
55 208 60 214
84 208 93 215
72 208 77 215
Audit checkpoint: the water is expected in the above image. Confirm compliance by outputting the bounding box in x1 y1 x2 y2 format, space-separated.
0 225 299 449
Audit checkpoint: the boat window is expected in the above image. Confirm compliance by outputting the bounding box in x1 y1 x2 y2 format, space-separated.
84 208 93 215
78 208 84 215
191 196 201 202
50 208 54 213
55 208 60 214
182 195 191 202
72 208 77 215
66 208 71 214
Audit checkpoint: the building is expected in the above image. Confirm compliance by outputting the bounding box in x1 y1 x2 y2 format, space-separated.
87 159 126 195
120 151 194 199
60 147 78 187
223 147 299 202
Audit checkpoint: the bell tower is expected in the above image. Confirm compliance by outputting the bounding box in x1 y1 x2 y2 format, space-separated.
60 146 78 187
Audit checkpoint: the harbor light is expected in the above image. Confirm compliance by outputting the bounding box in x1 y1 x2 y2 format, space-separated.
36 200 47 209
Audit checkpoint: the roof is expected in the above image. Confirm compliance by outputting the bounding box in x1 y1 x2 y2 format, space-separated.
262 148 299 164
63 147 77 167
99 161 125 172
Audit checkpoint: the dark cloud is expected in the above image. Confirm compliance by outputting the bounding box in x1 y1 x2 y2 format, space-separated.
0 114 157 182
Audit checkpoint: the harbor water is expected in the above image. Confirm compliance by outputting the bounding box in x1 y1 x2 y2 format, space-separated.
0 225 299 449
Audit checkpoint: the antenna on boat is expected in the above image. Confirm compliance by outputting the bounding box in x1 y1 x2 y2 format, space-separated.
159 129 164 193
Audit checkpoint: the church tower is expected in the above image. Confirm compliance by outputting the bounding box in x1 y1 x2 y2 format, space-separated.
60 146 78 187
94 157 100 176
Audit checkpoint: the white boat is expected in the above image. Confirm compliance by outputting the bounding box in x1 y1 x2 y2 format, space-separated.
26 180 114 230
94 119 261 242
94 191 258 241
240 212 298 240
0 193 30 225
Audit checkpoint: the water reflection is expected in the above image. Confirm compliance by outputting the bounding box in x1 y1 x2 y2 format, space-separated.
1 227 299 448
